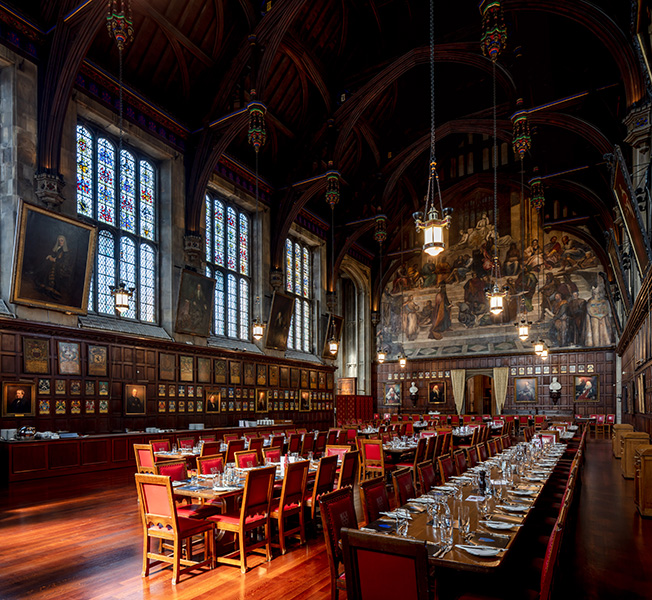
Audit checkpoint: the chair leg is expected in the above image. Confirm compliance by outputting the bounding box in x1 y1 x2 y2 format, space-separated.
142 535 150 578
265 521 272 562
278 516 287 555
239 531 247 574
172 538 182 585
299 509 306 546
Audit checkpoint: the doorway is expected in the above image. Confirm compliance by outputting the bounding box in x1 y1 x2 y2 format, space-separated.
465 374 494 415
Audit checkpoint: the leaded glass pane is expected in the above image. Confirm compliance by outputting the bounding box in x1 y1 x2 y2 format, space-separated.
120 237 137 320
87 273 94 312
239 213 249 276
286 239 293 292
294 242 301 295
214 200 225 267
214 271 225 336
303 300 310 352
227 273 237 337
97 138 116 225
76 125 93 217
97 231 115 314
303 247 309 298
294 301 301 349
119 150 136 233
239 278 249 339
287 313 294 349
227 207 237 271
140 243 155 322
139 161 155 240
205 195 212 262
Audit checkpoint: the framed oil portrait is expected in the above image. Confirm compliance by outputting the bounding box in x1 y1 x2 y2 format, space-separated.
428 380 446 404
124 384 146 415
575 375 599 402
87 344 108 377
322 314 344 359
229 360 242 385
264 291 295 351
300 369 309 389
269 365 279 387
159 353 175 380
309 370 318 390
57 341 81 375
175 269 215 336
256 364 267 386
23 337 49 374
612 145 652 278
290 368 299 389
299 389 311 411
2 381 36 417
206 388 221 412
11 202 96 314
384 383 401 406
244 363 255 386
179 356 194 382
515 377 537 403
318 371 326 390
256 388 268 412
215 358 227 384
197 357 211 383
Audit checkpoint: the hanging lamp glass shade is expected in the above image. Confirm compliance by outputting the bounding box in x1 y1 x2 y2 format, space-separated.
110 282 133 315
533 340 544 355
540 348 549 360
515 318 531 341
487 283 506 315
252 319 265 341
398 354 407 368
377 350 386 364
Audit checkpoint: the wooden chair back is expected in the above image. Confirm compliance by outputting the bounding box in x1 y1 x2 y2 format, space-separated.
314 431 328 456
288 433 302 454
201 440 221 457
177 437 195 450
234 450 259 469
416 460 438 493
341 529 430 600
308 454 339 518
392 467 415 507
337 450 359 490
150 439 170 452
155 459 188 481
134 444 156 473
326 444 350 458
453 450 467 475
263 447 281 463
466 446 479 468
196 453 224 475
360 439 385 480
359 476 390 525
226 438 246 463
438 453 455 483
301 433 315 457
270 435 285 449
327 429 339 446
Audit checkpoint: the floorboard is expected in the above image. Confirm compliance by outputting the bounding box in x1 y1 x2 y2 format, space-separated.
1 438 651 599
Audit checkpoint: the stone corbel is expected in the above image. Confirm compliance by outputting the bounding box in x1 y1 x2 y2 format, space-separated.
183 234 204 271
34 171 65 210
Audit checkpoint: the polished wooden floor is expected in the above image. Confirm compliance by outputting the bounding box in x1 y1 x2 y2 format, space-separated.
1 438 651 599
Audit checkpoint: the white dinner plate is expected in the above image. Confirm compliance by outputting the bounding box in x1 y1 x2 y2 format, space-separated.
482 520 515 530
497 504 529 513
456 544 501 557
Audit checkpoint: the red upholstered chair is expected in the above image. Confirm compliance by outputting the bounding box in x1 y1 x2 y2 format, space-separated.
465 446 479 468
453 449 467 475
359 476 390 526
341 528 430 600
270 435 285 450
314 431 328 458
392 467 416 507
337 430 348 445
288 433 302 454
200 440 221 457
177 437 195 450
438 454 456 483
437 430 452 455
263 448 282 463
487 439 498 457
270 459 310 555
225 439 246 464
360 439 391 481
424 436 436 463
155 459 188 482
346 427 358 446
134 473 215 585
301 433 315 457
150 439 170 453
297 428 308 435
336 450 359 490
318 487 358 600
134 444 156 474
199 434 216 442
417 460 438 493
223 433 239 443
396 437 427 477
478 442 489 462
449 415 460 427
326 445 351 458
327 429 339 446
234 450 259 469
305 454 339 521
207 465 276 573
248 437 265 462
196 454 224 475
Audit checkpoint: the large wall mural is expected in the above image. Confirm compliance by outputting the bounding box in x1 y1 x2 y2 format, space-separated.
379 218 615 360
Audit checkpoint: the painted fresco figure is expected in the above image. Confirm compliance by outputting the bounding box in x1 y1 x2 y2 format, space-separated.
428 284 452 339
503 242 521 276
584 283 613 346
403 295 420 340
567 291 587 346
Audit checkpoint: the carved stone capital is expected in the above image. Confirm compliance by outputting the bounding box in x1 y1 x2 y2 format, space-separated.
34 171 65 210
183 234 204 271
624 103 651 153
326 291 337 313
370 310 380 327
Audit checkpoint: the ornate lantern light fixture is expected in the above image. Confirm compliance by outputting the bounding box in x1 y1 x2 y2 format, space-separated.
413 0 452 257
515 316 532 341
110 282 134 316
480 0 507 61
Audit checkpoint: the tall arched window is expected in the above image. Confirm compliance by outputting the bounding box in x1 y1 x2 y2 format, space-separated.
285 238 312 353
205 193 250 339
76 123 158 322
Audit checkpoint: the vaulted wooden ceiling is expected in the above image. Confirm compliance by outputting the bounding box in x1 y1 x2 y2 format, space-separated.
7 0 649 284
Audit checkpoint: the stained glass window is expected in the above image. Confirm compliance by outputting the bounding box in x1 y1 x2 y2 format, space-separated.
285 237 312 352
76 125 93 217
119 150 136 233
205 194 250 339
77 121 158 323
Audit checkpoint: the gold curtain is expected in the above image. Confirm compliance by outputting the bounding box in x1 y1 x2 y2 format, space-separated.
493 367 509 415
451 369 466 415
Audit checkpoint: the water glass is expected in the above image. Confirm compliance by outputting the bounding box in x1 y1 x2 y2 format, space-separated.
441 514 454 547
459 505 471 542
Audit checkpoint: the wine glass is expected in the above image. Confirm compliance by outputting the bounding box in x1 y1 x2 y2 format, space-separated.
459 504 471 542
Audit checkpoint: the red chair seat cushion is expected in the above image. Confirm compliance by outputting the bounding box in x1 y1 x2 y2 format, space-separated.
270 499 301 513
165 516 213 538
208 510 266 526
177 503 223 519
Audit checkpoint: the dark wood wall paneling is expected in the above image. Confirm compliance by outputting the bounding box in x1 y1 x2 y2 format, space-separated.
372 349 616 416
0 321 335 434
